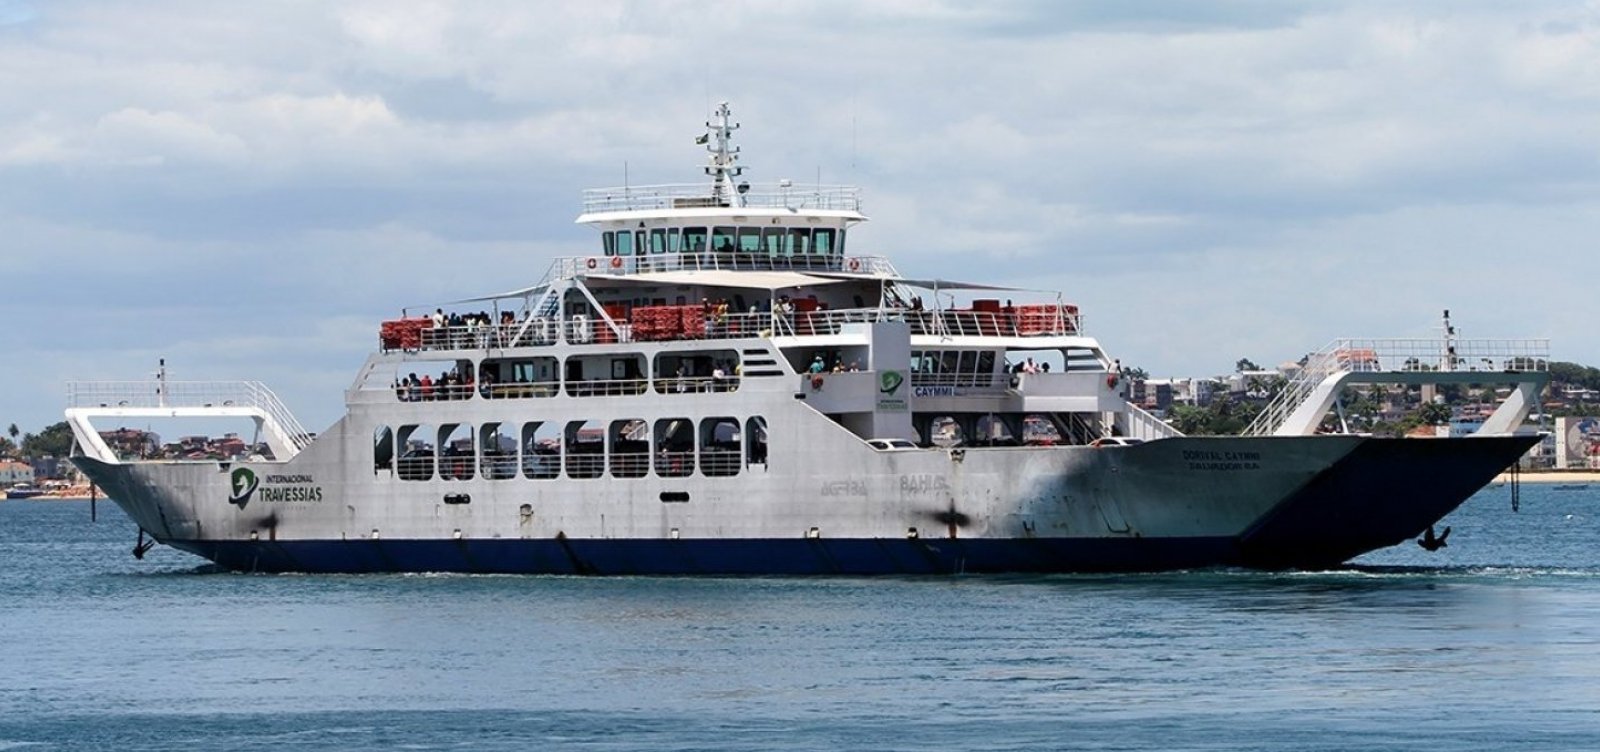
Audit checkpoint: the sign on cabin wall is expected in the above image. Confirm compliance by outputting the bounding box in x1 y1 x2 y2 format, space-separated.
877 370 908 412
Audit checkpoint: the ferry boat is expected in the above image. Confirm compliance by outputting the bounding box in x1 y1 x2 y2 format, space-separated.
65 104 1551 574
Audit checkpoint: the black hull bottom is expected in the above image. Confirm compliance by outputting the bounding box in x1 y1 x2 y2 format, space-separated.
179 536 1246 575
1238 435 1537 569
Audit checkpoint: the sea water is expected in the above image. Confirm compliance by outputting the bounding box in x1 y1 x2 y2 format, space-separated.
1 486 1597 751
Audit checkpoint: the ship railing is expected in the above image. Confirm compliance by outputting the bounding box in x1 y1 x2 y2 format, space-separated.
548 253 898 280
65 380 314 460
392 303 1078 356
1245 337 1552 436
581 183 861 214
910 372 1009 392
654 450 696 477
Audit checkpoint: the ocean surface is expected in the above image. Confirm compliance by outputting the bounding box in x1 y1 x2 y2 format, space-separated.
2 485 1598 751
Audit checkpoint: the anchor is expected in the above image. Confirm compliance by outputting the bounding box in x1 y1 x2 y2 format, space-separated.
1416 525 1450 552
132 529 157 560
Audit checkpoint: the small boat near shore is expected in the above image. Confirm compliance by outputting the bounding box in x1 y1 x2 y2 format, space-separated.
6 483 46 500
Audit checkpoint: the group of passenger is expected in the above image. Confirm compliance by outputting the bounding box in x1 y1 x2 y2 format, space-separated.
1011 358 1052 374
424 309 525 349
394 368 476 402
666 361 741 393
808 354 861 374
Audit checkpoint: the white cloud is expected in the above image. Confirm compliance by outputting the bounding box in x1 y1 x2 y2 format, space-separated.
2 0 1599 432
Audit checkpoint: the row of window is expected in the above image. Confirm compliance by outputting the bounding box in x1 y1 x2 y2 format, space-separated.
373 417 767 482
603 226 842 257
391 351 741 403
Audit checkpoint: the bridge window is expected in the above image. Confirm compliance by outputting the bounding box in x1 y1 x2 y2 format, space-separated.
655 418 694 477
813 228 837 256
738 227 761 253
712 226 736 254
761 227 788 256
649 228 669 254
682 227 708 253
787 227 810 256
522 422 560 479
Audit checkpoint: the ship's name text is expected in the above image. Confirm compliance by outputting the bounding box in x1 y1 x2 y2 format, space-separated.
1180 449 1262 471
260 474 324 502
820 479 868 497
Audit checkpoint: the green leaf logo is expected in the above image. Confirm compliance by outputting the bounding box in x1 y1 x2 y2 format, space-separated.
880 370 905 395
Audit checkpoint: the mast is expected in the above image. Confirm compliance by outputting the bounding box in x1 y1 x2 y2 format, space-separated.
701 101 746 207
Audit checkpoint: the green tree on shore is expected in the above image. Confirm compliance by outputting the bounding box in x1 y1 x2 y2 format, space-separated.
20 422 74 459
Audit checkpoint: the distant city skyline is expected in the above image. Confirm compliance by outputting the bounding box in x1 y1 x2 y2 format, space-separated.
3 1 1597 433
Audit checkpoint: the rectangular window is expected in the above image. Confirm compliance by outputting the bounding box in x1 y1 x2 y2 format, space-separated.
787 228 810 256
602 231 615 257
683 227 708 253
813 229 836 256
666 228 682 253
761 228 787 256
712 227 736 255
738 227 762 253
612 230 632 258
650 228 668 254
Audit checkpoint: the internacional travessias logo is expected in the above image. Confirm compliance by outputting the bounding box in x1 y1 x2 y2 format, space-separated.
228 467 260 508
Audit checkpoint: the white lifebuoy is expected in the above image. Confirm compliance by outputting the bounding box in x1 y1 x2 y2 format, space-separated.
586 258 598 270
610 256 623 269
847 258 861 272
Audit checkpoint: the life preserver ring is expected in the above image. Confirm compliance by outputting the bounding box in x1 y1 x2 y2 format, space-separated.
811 374 825 390
610 256 623 269
1106 373 1120 389
586 258 598 270
847 258 861 272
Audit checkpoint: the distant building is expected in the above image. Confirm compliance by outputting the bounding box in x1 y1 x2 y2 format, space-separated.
100 428 160 460
0 460 35 485
29 456 65 480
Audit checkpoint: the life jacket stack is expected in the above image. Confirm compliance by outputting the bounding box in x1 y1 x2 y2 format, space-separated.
380 318 430 351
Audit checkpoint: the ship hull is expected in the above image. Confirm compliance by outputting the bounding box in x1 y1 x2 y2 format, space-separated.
77 433 1537 575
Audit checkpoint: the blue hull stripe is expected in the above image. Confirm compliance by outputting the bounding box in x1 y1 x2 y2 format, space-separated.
175 537 1242 575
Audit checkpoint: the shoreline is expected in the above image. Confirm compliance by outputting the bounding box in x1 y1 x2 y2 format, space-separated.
1494 470 1600 484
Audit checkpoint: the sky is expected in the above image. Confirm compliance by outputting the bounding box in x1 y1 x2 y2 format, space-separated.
2 0 1598 434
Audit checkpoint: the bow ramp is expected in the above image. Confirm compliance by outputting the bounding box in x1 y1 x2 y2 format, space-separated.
1245 335 1549 437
